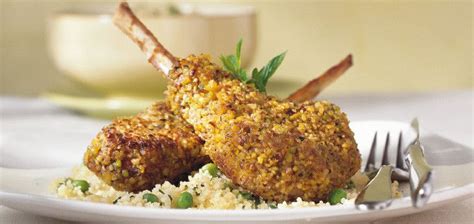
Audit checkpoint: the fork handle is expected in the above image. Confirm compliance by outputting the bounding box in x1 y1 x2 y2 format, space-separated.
406 144 434 208
355 165 393 210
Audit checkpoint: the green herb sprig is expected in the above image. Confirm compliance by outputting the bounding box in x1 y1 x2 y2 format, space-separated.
220 39 286 93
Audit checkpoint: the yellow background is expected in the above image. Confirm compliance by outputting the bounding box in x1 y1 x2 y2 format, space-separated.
1 0 472 97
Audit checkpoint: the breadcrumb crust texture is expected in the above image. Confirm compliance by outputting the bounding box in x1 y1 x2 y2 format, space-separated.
167 55 361 202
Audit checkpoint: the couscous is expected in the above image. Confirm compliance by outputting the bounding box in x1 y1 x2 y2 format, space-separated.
53 164 401 209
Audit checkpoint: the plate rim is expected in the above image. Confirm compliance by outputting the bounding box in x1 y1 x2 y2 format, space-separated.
1 183 473 221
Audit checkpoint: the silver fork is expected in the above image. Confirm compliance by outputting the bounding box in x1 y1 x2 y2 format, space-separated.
355 132 409 210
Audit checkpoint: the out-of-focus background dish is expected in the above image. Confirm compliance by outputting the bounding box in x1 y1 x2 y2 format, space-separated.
39 2 256 117
48 3 256 99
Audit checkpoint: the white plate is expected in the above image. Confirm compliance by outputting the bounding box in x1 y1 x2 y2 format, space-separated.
1 121 473 223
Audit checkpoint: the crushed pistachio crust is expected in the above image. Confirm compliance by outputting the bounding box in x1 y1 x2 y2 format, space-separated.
83 102 209 192
167 55 361 202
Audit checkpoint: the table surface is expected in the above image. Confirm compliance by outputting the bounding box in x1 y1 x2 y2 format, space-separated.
0 90 473 223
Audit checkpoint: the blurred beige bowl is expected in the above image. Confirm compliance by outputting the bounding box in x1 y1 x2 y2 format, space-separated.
48 4 256 98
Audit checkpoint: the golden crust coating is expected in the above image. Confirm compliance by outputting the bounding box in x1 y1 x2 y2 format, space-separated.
83 102 207 192
167 55 361 202
82 59 347 193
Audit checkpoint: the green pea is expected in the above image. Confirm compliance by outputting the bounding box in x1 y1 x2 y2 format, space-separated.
177 192 193 209
269 204 278 209
143 193 159 203
201 163 219 177
328 188 347 205
71 179 90 193
240 191 254 200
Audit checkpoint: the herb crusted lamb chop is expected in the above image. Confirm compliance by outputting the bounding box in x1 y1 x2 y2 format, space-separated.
95 2 360 202
84 55 353 192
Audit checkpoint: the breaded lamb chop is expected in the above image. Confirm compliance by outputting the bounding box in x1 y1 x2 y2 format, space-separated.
84 56 352 192
166 55 360 202
112 2 360 202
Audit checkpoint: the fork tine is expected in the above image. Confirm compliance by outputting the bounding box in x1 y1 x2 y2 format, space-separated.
396 131 406 170
381 133 390 165
392 130 410 181
364 132 377 172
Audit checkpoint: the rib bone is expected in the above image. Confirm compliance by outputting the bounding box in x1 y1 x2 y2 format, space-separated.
113 2 178 75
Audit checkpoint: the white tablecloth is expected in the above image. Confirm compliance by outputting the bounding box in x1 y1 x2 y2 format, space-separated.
0 90 473 223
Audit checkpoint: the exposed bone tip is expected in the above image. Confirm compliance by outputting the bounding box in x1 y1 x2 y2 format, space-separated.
118 1 129 9
113 1 179 76
345 54 353 66
113 2 131 27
